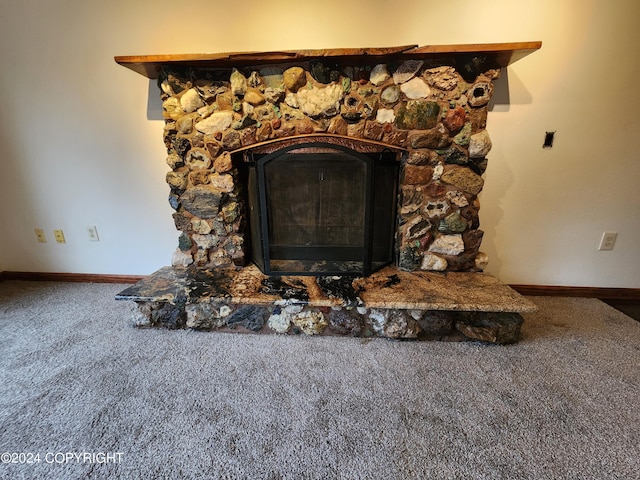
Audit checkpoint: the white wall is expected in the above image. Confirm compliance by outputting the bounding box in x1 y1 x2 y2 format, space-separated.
0 0 638 286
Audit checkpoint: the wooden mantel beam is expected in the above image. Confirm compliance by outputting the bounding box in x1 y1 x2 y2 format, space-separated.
115 42 542 79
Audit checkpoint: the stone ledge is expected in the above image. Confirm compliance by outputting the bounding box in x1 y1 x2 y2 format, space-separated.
115 264 537 313
116 265 535 344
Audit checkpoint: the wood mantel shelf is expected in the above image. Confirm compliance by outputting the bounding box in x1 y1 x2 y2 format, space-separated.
115 42 541 79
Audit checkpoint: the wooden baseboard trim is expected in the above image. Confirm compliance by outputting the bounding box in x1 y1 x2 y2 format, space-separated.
0 271 144 284
510 284 640 301
1 271 638 301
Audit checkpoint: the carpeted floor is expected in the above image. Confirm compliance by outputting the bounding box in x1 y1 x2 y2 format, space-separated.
0 280 638 480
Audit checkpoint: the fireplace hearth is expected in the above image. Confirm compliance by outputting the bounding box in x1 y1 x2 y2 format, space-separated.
115 43 540 343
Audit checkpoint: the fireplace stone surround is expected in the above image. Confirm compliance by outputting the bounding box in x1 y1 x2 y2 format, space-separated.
115 43 540 343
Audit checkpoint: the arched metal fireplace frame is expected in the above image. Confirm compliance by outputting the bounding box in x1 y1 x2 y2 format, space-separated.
246 141 399 276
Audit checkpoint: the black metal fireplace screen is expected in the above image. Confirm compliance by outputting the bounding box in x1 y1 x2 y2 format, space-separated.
247 142 398 276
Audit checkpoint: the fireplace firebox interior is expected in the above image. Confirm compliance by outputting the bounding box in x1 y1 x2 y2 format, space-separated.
247 142 398 276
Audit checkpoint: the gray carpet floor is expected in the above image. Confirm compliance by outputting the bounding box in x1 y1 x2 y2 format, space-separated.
0 280 638 480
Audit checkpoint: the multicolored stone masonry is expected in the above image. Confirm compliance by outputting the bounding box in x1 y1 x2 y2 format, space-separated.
116 265 535 344
160 57 499 274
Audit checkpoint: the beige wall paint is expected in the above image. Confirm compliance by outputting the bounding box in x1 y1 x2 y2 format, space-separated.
0 0 638 286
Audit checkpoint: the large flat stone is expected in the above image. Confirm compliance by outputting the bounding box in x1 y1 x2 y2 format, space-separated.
116 265 536 313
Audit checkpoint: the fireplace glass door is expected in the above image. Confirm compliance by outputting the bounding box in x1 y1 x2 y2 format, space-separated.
248 142 398 276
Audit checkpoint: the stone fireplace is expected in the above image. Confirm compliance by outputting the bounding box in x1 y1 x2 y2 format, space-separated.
115 43 540 343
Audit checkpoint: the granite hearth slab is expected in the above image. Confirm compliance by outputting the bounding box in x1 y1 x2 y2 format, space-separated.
115 265 537 313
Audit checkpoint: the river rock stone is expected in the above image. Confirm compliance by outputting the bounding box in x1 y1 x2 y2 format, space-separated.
467 106 488 131
293 84 343 118
380 85 401 106
420 253 448 271
370 64 391 86
438 211 468 234
191 218 212 235
267 309 292 333
180 88 205 113
221 130 241 150
147 302 187 329
292 310 328 335
424 200 450 218
475 251 489 270
467 80 493 107
226 305 265 332
232 114 257 130
403 215 432 240
310 60 340 84
166 170 189 191
168 193 180 210
376 108 395 124
195 111 234 135
192 233 219 249
166 153 183 169
230 69 248 96
396 100 440 130
180 185 223 217
185 148 212 169
171 249 193 267
363 121 384 141
244 88 265 106
370 309 421 339
255 122 272 142
454 123 472 146
221 201 239 224
176 115 195 135
463 229 484 253
341 93 364 121
418 311 455 335
162 97 182 120
393 60 424 84
383 129 409 147
178 232 192 251
425 66 459 91
469 130 492 158
172 212 192 231
455 312 523 344
186 303 229 330
441 145 469 165
188 170 209 187
328 309 363 336
443 106 466 132
409 128 451 149
263 87 284 104
432 163 444 180
209 173 234 193
406 149 435 166
400 77 431 99
441 167 484 195
327 116 348 135
260 67 284 88
398 246 422 271
283 67 307 92
213 151 233 173
445 190 470 207
404 165 434 185
428 234 465 255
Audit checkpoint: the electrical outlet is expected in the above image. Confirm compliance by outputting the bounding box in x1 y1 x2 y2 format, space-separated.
598 231 617 251
35 228 47 243
53 229 66 244
543 131 555 148
87 225 99 241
